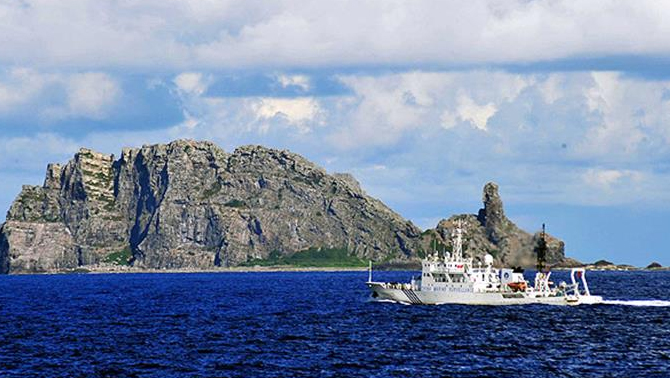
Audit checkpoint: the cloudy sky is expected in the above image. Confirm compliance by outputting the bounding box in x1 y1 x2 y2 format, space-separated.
1 0 670 265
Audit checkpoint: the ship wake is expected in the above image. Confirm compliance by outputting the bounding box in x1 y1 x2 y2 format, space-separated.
602 300 670 307
368 298 412 305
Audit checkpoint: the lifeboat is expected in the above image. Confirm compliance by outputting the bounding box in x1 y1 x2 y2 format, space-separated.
507 281 527 292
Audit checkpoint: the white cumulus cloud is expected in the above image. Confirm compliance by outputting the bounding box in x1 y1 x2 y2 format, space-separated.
174 72 209 95
276 74 311 91
253 97 320 123
64 72 120 119
582 169 644 190
2 1 670 69
0 68 49 112
455 95 497 131
0 68 120 121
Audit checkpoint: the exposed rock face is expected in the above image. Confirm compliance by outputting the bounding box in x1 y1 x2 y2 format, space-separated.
425 182 566 267
555 257 584 268
0 222 77 273
477 182 508 244
0 140 422 273
0 142 575 273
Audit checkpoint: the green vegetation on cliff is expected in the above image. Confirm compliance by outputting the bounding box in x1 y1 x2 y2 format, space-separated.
103 247 132 266
242 247 367 268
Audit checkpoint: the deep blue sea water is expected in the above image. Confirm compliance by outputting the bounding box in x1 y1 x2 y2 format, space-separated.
0 270 668 378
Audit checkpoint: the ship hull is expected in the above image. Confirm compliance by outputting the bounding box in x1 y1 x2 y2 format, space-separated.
367 282 603 306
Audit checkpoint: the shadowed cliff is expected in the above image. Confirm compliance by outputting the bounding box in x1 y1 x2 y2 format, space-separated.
0 140 421 273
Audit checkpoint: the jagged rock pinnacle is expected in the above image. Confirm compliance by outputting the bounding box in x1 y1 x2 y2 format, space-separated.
477 182 507 243
429 182 567 268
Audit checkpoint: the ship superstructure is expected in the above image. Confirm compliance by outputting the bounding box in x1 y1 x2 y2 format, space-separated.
366 222 602 305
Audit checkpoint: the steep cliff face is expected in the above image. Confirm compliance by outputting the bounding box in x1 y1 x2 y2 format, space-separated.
0 140 422 273
0 140 570 273
424 182 565 267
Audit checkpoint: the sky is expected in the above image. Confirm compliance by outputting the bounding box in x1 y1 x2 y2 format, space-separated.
1 0 670 266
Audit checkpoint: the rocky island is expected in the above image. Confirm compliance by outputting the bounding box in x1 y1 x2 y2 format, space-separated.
1 139 572 274
422 182 565 268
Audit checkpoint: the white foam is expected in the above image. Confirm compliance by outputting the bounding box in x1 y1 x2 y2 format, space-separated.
369 298 411 305
602 300 670 307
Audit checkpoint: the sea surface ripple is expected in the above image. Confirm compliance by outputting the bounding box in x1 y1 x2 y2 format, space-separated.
0 270 668 377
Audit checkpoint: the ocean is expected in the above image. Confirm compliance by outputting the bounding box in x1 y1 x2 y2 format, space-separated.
0 270 668 377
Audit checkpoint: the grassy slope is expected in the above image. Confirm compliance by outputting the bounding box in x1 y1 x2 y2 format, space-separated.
241 247 368 268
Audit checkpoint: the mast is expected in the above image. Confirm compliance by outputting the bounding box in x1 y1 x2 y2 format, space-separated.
452 220 464 260
535 223 548 272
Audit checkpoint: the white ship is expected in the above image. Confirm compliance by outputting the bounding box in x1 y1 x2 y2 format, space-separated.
366 222 603 306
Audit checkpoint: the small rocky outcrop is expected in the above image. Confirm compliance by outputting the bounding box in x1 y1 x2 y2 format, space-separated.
594 259 614 267
646 262 662 269
584 260 637 271
423 182 567 267
0 140 422 273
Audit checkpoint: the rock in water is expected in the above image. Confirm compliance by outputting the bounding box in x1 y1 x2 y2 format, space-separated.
425 182 567 267
0 140 422 273
593 259 614 267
